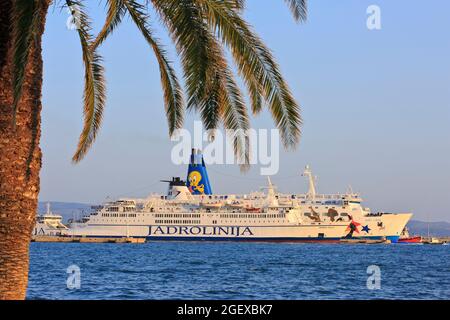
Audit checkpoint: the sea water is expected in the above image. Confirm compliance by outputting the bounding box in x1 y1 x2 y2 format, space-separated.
27 242 450 300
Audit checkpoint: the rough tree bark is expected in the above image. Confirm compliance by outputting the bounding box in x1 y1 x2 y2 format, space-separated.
0 0 50 299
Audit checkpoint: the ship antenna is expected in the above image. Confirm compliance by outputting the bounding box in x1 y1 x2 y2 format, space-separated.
267 176 277 192
267 176 273 188
265 177 278 206
347 185 354 195
302 165 317 201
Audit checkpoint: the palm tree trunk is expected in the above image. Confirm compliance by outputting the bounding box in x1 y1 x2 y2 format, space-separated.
0 0 50 300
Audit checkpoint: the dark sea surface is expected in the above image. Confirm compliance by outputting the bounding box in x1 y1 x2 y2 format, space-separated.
27 242 450 300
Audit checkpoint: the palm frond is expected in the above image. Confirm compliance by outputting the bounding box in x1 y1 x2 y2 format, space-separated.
197 0 302 148
248 78 262 114
68 0 107 162
229 0 245 10
151 0 222 131
219 67 250 168
64 0 304 165
91 0 126 50
11 0 43 127
284 0 307 22
206 37 250 166
153 0 251 164
195 0 263 116
201 38 251 167
234 0 307 22
122 0 184 135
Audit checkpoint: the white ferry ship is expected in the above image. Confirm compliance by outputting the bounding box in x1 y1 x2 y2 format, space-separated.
34 203 69 236
65 150 412 243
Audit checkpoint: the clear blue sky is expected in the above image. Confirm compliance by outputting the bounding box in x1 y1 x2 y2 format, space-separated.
39 0 450 222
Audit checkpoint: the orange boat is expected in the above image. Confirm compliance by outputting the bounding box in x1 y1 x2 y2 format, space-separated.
398 227 422 243
398 236 422 243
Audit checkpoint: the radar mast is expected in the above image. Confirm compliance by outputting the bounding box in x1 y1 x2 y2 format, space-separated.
302 165 317 201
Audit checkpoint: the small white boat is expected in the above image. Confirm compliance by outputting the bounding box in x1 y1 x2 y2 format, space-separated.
423 237 444 245
33 203 68 236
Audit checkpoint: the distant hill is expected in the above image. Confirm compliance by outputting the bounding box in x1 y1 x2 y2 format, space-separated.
38 201 92 222
38 202 450 236
407 220 450 237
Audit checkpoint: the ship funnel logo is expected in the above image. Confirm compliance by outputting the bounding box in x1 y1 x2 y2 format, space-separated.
187 149 212 195
188 171 205 194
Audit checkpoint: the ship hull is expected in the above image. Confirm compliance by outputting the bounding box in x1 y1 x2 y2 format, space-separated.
66 213 410 243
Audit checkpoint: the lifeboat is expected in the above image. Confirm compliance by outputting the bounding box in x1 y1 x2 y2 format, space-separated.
200 201 223 209
398 227 422 244
422 237 444 245
398 236 422 243
278 199 293 206
229 201 245 208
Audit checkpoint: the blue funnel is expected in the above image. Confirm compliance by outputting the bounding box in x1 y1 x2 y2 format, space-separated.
186 149 212 195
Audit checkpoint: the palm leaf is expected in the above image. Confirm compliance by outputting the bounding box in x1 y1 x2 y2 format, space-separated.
67 0 107 162
64 0 305 164
199 38 251 167
206 38 250 166
91 0 126 50
153 0 251 164
219 67 250 168
197 0 302 148
233 0 307 21
122 0 184 135
284 0 307 22
151 0 223 131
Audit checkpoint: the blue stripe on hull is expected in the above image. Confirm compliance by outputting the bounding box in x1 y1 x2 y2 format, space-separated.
144 235 399 243
69 235 400 243
386 236 400 243
146 236 341 242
